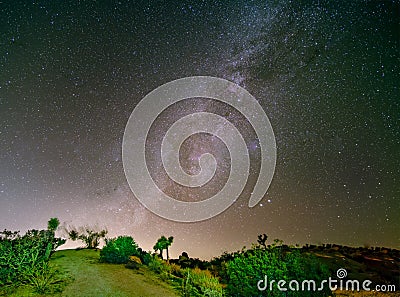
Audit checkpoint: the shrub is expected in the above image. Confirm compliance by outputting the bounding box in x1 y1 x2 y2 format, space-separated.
181 269 197 297
169 263 183 277
181 268 223 297
0 219 65 287
140 250 153 265
100 236 139 264
225 246 331 296
125 255 142 269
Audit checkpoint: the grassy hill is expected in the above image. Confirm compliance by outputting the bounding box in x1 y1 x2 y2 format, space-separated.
3 249 179 297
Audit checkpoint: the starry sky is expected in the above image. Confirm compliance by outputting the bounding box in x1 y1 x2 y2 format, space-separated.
0 0 399 259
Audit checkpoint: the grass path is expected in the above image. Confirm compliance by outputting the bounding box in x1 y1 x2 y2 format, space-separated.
51 249 179 297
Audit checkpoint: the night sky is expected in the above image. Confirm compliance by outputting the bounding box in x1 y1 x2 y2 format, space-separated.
1 0 399 259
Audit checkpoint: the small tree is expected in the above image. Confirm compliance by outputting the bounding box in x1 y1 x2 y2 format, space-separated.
45 218 65 259
47 218 60 233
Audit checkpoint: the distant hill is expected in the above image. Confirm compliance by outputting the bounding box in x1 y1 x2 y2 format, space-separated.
303 244 399 287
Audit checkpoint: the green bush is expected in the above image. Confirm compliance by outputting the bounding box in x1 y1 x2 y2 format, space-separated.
0 218 65 295
181 268 223 297
148 255 168 274
125 255 142 269
100 236 139 264
226 246 331 297
140 251 153 266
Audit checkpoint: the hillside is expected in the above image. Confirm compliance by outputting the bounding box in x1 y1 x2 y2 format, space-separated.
4 249 178 297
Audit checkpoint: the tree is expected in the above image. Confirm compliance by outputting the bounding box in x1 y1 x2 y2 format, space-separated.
45 218 65 259
47 218 60 233
153 235 174 260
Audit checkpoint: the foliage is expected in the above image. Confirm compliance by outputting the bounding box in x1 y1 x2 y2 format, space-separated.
225 244 331 297
146 254 223 297
148 254 167 274
100 236 139 264
181 268 223 297
0 218 65 292
139 250 153 266
65 225 107 249
125 255 142 269
47 217 60 233
23 260 63 294
169 263 183 277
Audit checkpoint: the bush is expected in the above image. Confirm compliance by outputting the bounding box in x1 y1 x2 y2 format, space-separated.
181 268 223 297
148 255 169 274
125 255 142 269
100 236 139 264
0 219 65 287
225 246 331 296
169 263 183 277
140 250 153 266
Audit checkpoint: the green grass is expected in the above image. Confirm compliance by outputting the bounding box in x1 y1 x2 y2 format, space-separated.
1 249 179 297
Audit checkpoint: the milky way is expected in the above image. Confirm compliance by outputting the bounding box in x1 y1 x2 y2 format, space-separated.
0 1 399 259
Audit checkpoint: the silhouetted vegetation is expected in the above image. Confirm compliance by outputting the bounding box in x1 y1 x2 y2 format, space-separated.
64 225 107 249
153 235 174 260
257 233 268 249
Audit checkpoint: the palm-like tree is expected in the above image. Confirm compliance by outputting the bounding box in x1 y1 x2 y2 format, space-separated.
154 236 174 260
